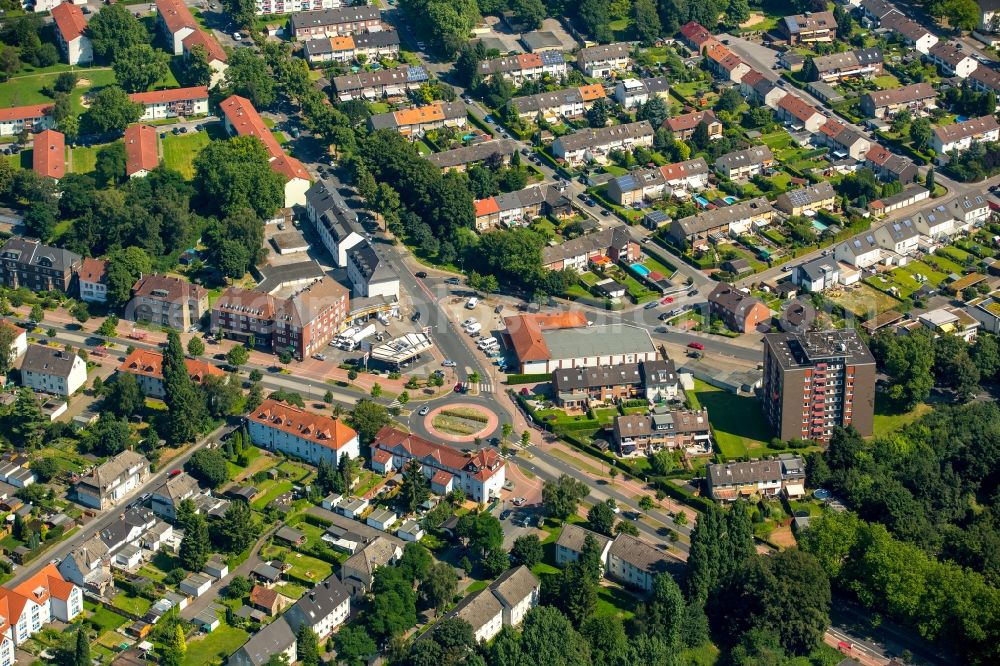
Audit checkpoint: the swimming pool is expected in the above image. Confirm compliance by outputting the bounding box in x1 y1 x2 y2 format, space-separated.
631 263 651 277
724 196 738 204
812 219 828 232
694 195 710 207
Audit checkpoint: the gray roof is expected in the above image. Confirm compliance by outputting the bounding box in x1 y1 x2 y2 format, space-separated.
153 471 200 503
542 324 656 361
0 237 80 274
229 617 296 666
674 197 773 237
776 181 835 209
577 42 630 64
520 30 561 51
493 185 547 212
79 451 148 493
608 533 675 575
353 30 399 50
332 65 427 94
707 456 803 486
762 329 876 371
368 101 467 130
541 224 633 265
21 344 79 378
276 526 304 543
448 587 503 632
641 359 678 387
881 216 919 242
553 363 643 392
289 6 380 30
348 241 398 285
252 562 282 581
862 82 936 108
509 87 584 115
553 121 653 153
715 145 775 171
877 185 929 208
426 139 519 169
283 576 350 634
555 523 611 554
796 255 839 282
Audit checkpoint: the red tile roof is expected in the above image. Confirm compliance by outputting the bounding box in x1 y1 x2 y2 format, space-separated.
182 29 228 64
220 95 310 182
0 563 77 633
0 104 53 122
374 426 504 482
517 53 543 69
503 311 589 362
865 144 893 165
249 399 357 450
78 257 108 284
119 348 224 384
124 124 159 176
128 86 209 105
778 94 822 122
33 129 64 180
679 21 718 49
665 110 718 133
474 198 500 217
741 70 765 87
155 0 197 35
51 2 87 42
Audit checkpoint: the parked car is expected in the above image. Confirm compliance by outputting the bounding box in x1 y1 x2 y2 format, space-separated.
687 290 699 297
445 277 461 285
411 311 422 322
644 301 659 310
687 341 704 350
658 312 671 321
442 359 457 367
313 353 327 361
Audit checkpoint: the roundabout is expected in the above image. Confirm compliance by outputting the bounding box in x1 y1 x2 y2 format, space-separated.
422 402 499 443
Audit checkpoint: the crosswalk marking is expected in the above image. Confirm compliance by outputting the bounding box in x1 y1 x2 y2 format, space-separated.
476 383 493 394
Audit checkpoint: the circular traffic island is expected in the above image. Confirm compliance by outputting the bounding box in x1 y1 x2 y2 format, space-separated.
425 403 498 443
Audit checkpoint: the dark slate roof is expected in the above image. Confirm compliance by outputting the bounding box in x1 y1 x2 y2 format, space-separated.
283 575 350 634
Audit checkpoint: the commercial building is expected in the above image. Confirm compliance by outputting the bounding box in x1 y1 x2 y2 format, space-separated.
575 43 630 77
220 95 311 207
117 348 224 399
129 86 210 121
552 358 680 408
124 124 159 178
705 455 806 501
761 329 876 442
372 426 505 502
552 121 654 165
128 274 209 332
289 6 381 40
346 240 399 299
477 52 568 83
774 181 836 216
860 82 937 118
32 129 64 181
247 399 360 467
708 283 771 333
504 312 658 374
51 2 92 65
668 197 774 244
612 408 712 456
779 11 836 43
931 115 1000 155
331 65 427 101
20 344 86 396
74 451 149 511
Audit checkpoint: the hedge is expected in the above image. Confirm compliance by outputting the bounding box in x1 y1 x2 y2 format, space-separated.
655 478 714 513
506 373 551 385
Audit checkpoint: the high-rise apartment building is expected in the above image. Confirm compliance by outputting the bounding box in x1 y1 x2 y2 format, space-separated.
762 329 876 442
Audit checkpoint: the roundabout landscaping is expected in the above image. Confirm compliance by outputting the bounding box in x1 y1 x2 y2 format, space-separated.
423 402 499 443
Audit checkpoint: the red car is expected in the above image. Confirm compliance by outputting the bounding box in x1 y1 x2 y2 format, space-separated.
454 382 465 393
661 296 674 304
687 342 704 350
169 469 182 477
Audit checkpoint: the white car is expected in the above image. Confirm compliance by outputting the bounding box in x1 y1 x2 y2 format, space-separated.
462 317 477 327
442 360 457 367
418 405 430 416
233 33 242 40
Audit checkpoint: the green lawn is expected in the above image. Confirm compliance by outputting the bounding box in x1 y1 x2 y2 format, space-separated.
70 144 103 174
183 620 249 666
760 130 793 150
161 131 211 179
252 480 294 510
0 67 107 110
285 552 334 583
872 397 932 437
688 379 771 459
89 605 129 632
111 593 152 616
594 584 639 619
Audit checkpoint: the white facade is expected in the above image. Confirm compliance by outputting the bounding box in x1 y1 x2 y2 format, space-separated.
520 349 660 375
56 30 93 66
247 418 360 467
21 352 87 396
0 109 54 137
6 328 26 365
932 124 1000 154
256 0 342 14
136 96 210 121
613 79 648 108
79 278 107 303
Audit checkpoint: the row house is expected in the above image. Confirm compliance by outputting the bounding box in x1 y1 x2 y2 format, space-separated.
508 84 605 121
612 77 669 109
0 237 80 294
605 157 709 206
740 70 787 109
668 197 775 245
256 0 343 16
879 12 938 54
810 47 883 82
775 181 836 216
552 359 680 409
302 30 400 65
612 408 712 456
0 104 54 137
221 95 312 207
776 93 825 132
950 193 990 228
835 231 888 268
931 114 1000 155
859 82 937 118
247 399 360 467
446 566 539 643
864 144 918 183
33 129 64 181
117 348 224 399
128 274 208 332
818 119 871 160
477 52 567 84
124 124 160 178
540 225 638 272
970 66 1000 95
331 65 427 101
708 283 770 333
873 216 920 256
305 180 364 266
427 139 519 172
367 101 467 138
129 86 210 121
181 29 229 88
926 42 978 78
0 564 82 655
575 43 630 78
474 185 547 231
705 42 750 82
74 451 149 511
556 525 677 592
551 121 654 165
678 21 721 53
779 11 836 43
706 455 806 501
371 426 505 502
860 0 897 24
664 109 722 141
20 344 86 396
715 145 775 180
289 5 382 40
51 2 92 65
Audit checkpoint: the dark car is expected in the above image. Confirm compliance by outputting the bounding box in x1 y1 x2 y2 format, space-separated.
500 509 512 520
688 289 699 297
415 271 427 278
445 277 461 285
658 312 671 321
411 311 422 322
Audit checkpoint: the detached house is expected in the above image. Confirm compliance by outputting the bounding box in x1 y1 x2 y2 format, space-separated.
20 345 86 396
128 274 209 332
283 576 351 640
864 145 918 183
118 348 224 399
51 2 92 65
708 283 770 333
247 399 360 467
340 536 401 597
664 109 722 141
59 536 112 595
228 617 297 666
74 451 149 511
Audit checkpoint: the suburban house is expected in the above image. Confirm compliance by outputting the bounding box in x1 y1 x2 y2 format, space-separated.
0 563 82 651
339 536 401 597
931 115 1000 155
247 399 360 467
117 348 224 399
860 82 937 118
575 42 631 77
250 585 283 616
372 427 505 502
426 140 519 172
508 85 606 121
221 95 311 207
331 65 428 101
20 345 86 396
708 283 771 333
51 2 92 65
367 101 468 138
288 5 381 40
664 109 722 141
668 197 775 245
792 255 854 292
32 129 65 181
776 94 825 132
879 12 938 53
679 21 721 53
819 121 871 160
705 42 750 82
780 11 836 43
775 181 836 215
474 185 548 231
970 65 1000 95
74 451 149 511
228 617 297 666
606 533 679 592
835 231 888 268
740 70 786 109
552 121 654 165
0 104 54 137
282 576 351 640
913 202 956 239
612 408 712 456
705 456 806 501
949 193 990 228
150 471 220 521
926 42 978 78
864 145 918 183
301 31 400 65
540 225 639 272
809 48 883 82
129 86 210 121
128 274 209 332
874 217 920 257
860 0 899 24
477 52 567 83
446 566 540 643
715 146 775 180
0 321 27 365
911 306 980 342
605 158 710 206
554 524 612 567
305 180 364 266
124 124 160 178
347 240 400 300
256 0 344 14
965 290 1000 333
612 77 670 109
551 359 680 409
59 536 112 595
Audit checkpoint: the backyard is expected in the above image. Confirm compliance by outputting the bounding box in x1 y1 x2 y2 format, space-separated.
183 619 249 666
687 379 771 459
161 130 213 179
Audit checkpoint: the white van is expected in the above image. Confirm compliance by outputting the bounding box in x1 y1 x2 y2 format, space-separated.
477 337 498 350
466 297 479 309
465 322 482 335
462 317 478 328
